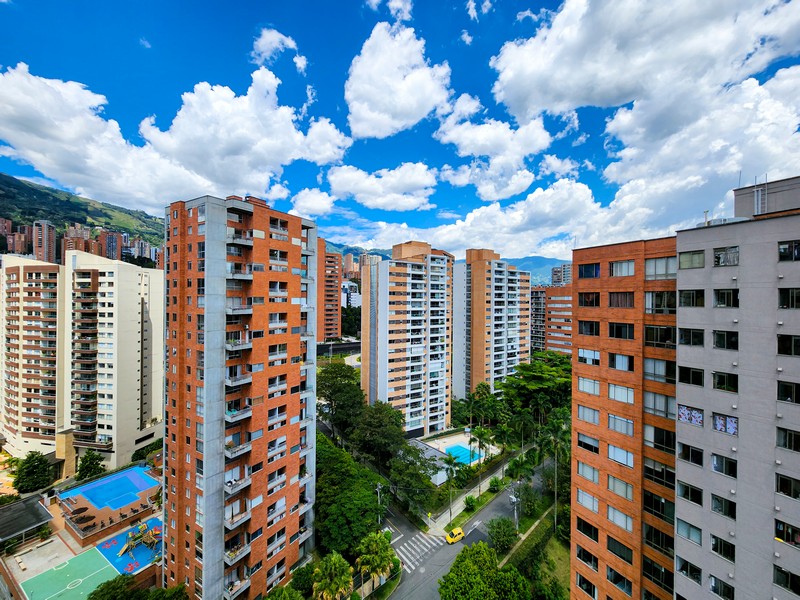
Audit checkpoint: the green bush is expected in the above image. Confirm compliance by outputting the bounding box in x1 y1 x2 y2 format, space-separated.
464 495 477 512
390 556 401 575
0 494 19 506
507 513 554 580
132 439 163 462
489 476 502 493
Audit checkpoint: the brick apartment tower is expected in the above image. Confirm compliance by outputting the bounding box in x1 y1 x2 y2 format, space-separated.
316 242 342 341
0 251 163 468
33 219 56 263
529 285 573 355
164 195 316 598
571 238 677 600
361 241 453 437
452 249 531 399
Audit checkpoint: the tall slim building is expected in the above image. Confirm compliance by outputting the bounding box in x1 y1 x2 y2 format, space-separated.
342 253 356 279
571 238 677 600
530 287 546 351
317 243 342 341
361 241 452 437
545 285 573 355
452 249 531 399
673 175 800 600
164 195 316 598
33 220 56 263
551 262 573 286
98 230 123 261
0 251 163 469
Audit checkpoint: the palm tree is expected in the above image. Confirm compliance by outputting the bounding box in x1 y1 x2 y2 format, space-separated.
355 531 395 596
442 453 460 525
471 425 492 495
541 407 570 533
312 551 353 600
267 586 303 600
492 423 513 479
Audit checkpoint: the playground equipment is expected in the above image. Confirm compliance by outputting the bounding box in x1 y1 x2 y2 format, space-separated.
117 522 162 558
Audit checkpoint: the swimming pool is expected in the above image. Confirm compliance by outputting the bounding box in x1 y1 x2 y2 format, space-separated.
60 465 159 511
445 443 482 465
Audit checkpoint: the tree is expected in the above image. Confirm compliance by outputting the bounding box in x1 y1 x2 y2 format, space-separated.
497 351 571 427
387 445 436 512
540 406 571 533
487 517 518 554
289 562 315 597
76 449 106 481
349 401 404 471
442 453 460 526
12 451 53 493
317 363 364 440
470 382 496 427
88 575 147 600
517 484 540 519
439 541 528 600
470 425 492 495
492 423 514 478
355 531 395 593
266 586 304 600
148 585 190 600
313 551 353 600
341 306 360 338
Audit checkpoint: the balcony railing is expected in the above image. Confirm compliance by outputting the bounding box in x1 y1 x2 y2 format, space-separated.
224 510 251 530
224 406 252 424
224 441 252 460
223 543 251 566
223 577 251 600
224 476 252 496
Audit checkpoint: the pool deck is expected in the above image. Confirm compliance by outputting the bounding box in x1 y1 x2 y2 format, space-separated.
421 430 497 464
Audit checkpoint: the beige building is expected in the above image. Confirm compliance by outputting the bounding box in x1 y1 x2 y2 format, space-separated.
0 251 164 469
361 241 453 437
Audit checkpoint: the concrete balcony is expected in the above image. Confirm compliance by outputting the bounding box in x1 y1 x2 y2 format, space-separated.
225 305 253 316
222 579 250 600
223 543 251 566
224 441 252 460
226 232 254 246
224 405 252 424
225 373 252 387
225 338 252 352
224 510 251 530
224 476 252 496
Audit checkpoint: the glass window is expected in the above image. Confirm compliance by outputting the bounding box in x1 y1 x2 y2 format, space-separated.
609 322 635 339
576 545 598 570
610 260 634 277
709 575 735 600
679 328 704 346
711 534 735 562
777 427 800 452
645 424 675 453
576 573 597 598
676 518 702 545
645 291 676 314
608 353 634 371
713 330 739 350
608 414 633 436
577 489 599 512
643 523 674 557
778 334 800 356
677 404 704 427
607 505 633 531
679 289 705 307
676 556 702 585
608 444 634 467
713 246 739 266
774 565 800 596
714 288 740 308
777 472 800 499
606 566 632 596
778 239 800 262
713 372 738 392
711 454 737 478
645 256 677 280
679 250 704 269
775 519 800 548
577 461 599 484
577 433 599 454
607 536 633 564
645 325 676 348
576 517 598 541
642 556 674 593
578 348 600 365
608 475 633 500
778 380 800 404
644 358 676 383
578 263 601 278
608 383 634 404
711 494 736 519
712 413 739 435
578 377 600 395
578 292 600 307
644 490 675 524
677 481 703 506
678 366 704 386
779 288 800 309
608 292 635 308
578 320 600 336
644 392 676 419
644 457 675 489
577 405 599 425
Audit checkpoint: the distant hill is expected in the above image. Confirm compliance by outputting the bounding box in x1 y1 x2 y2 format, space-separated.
324 241 392 260
0 173 164 246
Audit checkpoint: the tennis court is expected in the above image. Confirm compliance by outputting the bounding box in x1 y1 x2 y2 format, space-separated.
21 548 117 600
59 466 158 511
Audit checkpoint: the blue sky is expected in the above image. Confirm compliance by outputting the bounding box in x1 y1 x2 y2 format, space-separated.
1 0 799 259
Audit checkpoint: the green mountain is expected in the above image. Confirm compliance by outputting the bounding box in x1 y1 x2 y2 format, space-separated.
0 173 164 246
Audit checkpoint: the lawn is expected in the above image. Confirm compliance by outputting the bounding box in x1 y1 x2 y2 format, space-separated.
444 481 508 531
545 537 570 591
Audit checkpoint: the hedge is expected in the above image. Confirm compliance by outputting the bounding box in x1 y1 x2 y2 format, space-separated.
507 512 554 579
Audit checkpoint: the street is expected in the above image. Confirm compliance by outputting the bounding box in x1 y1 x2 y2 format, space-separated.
390 461 549 600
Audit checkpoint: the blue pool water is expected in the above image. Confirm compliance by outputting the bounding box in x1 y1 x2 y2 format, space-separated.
445 443 483 465
60 466 159 511
96 516 163 575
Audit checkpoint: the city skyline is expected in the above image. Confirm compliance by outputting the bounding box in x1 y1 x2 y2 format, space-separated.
1 0 799 261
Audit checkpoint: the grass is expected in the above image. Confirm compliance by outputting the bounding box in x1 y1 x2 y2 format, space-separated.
444 480 508 531
545 537 570 591
370 571 402 599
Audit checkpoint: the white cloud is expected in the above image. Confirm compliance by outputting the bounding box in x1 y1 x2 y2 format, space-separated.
139 37 151 49
365 0 412 21
0 63 351 214
328 162 437 211
460 30 473 45
437 209 461 219
480 1 492 14
434 93 550 200
345 22 451 139
539 154 579 178
466 0 477 20
290 188 336 219
491 0 800 122
365 0 381 9
251 28 307 75
265 183 290 200
325 179 671 260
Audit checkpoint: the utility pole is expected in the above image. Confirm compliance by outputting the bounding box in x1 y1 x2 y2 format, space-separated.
376 483 383 525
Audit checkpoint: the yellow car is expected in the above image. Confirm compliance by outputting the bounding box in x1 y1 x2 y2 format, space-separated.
445 527 465 544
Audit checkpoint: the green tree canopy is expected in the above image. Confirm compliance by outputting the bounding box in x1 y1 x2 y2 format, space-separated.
349 401 404 471
439 542 528 600
355 531 395 590
289 562 315 597
76 449 106 481
312 551 353 600
487 517 518 555
317 363 364 440
387 444 436 512
147 584 190 600
497 351 571 426
12 451 53 493
266 586 304 600
87 575 147 600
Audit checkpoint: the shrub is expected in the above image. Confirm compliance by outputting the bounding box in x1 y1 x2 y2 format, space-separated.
489 476 502 493
487 517 518 554
507 514 554 580
464 495 477 512
37 525 52 541
131 439 163 462
390 556 401 575
288 562 315 597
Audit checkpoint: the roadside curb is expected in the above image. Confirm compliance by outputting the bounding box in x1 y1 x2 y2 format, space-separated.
498 505 554 568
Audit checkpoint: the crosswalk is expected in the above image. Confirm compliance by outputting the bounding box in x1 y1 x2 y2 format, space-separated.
392 532 446 573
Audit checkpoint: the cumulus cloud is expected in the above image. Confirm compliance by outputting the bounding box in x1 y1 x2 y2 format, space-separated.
324 179 671 260
366 0 412 21
328 162 437 211
539 154 579 178
139 37 151 49
290 188 337 219
460 30 473 45
345 22 451 138
251 28 307 75
0 63 351 213
434 93 550 200
466 0 477 20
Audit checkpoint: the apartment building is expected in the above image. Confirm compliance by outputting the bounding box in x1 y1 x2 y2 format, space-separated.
33 220 56 264
551 262 572 286
529 285 573 355
531 287 546 351
0 251 163 469
316 244 342 341
452 249 531 399
673 176 800 600
164 195 316 599
98 230 123 261
361 241 452 437
571 238 677 600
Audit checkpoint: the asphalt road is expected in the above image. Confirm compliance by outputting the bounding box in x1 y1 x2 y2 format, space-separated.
391 460 550 600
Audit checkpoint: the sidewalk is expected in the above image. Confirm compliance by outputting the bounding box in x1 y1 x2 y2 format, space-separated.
428 452 551 536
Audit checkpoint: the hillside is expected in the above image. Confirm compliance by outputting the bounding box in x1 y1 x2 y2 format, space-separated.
0 173 164 246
